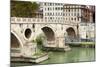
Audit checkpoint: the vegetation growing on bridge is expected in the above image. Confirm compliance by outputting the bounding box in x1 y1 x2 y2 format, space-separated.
32 33 47 57
11 1 39 17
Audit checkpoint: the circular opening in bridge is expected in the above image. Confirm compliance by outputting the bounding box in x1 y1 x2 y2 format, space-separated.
11 33 20 48
25 28 32 39
42 27 55 41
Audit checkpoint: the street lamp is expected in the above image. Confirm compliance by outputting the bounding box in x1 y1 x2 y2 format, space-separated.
77 23 79 42
86 23 88 42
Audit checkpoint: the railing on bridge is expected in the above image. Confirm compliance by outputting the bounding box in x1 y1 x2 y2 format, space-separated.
11 17 78 25
11 17 43 23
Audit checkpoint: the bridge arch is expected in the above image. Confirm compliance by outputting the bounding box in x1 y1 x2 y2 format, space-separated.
41 26 55 41
66 27 76 38
64 27 77 42
11 30 23 48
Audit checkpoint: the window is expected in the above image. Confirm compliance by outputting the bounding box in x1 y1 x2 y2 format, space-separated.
74 13 76 16
58 7 60 10
55 3 57 6
68 9 70 12
48 13 49 16
49 8 51 11
66 18 67 20
56 13 57 16
50 13 52 16
78 17 79 21
44 3 46 6
74 18 76 21
63 13 65 16
50 3 52 6
71 18 73 20
45 17 47 19
58 3 60 5
50 17 52 19
69 13 70 16
77 13 79 16
61 7 63 10
74 9 76 12
45 8 46 11
48 8 49 11
55 7 57 10
65 13 67 16
58 13 60 16
71 13 73 16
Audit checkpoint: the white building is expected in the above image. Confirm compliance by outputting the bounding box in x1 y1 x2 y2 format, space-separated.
79 23 95 41
40 2 64 23
63 4 82 23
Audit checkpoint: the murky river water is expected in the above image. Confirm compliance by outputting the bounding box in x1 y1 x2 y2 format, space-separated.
11 47 95 66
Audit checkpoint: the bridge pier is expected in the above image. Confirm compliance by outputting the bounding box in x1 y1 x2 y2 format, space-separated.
21 42 37 57
43 36 71 51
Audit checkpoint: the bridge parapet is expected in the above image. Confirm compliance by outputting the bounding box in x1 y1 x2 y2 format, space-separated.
11 17 78 25
11 17 44 23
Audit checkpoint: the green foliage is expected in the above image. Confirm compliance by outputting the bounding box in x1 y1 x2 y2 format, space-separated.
35 33 46 45
33 48 45 56
11 1 39 17
36 35 43 45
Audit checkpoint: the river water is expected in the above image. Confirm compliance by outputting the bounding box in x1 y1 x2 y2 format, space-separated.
40 47 95 64
11 47 95 66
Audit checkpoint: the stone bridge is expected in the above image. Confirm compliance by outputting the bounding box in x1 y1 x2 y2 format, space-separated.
11 17 79 55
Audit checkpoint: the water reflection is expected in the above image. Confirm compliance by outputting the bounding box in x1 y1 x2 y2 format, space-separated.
40 47 95 64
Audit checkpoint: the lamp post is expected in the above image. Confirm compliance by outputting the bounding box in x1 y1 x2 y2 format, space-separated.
77 23 79 42
86 23 88 42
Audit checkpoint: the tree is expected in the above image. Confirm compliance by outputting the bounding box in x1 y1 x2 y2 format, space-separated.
11 1 40 17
